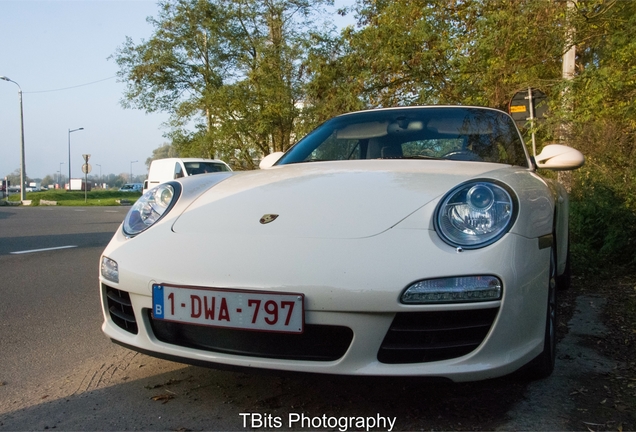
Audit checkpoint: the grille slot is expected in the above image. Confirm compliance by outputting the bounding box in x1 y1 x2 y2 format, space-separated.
378 308 499 364
104 285 138 334
147 309 352 361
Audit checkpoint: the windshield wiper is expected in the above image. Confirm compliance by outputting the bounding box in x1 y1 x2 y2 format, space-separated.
295 158 328 163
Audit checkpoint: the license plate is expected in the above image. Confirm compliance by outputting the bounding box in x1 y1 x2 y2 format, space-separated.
152 284 304 333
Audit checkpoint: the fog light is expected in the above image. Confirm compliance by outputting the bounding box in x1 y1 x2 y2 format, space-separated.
401 276 502 304
101 256 119 283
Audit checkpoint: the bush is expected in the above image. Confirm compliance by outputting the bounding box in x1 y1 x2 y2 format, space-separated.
8 189 141 206
570 172 636 276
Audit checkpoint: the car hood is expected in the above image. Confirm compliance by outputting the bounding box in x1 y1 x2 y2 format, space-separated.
172 160 509 239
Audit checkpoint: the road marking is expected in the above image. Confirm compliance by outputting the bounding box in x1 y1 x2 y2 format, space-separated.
11 245 78 255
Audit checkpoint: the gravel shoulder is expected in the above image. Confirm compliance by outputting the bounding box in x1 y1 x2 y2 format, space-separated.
552 274 636 431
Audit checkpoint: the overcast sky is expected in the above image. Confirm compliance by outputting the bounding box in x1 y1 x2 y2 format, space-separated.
0 0 354 181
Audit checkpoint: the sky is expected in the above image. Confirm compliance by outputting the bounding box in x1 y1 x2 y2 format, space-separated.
0 0 355 181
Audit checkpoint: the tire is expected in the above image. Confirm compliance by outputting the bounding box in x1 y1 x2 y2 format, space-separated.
556 239 571 291
522 246 558 380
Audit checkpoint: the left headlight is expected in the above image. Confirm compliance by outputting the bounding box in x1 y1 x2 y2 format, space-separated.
435 180 516 249
123 183 180 237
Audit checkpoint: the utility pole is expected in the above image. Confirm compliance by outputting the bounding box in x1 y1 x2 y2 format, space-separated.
559 0 577 190
561 0 576 142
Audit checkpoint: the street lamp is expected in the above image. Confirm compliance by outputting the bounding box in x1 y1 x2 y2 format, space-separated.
68 127 84 190
1 75 27 201
130 160 138 183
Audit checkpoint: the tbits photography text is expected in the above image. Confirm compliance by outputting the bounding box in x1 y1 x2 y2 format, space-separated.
239 412 398 432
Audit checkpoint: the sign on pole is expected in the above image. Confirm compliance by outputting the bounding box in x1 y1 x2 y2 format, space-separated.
509 88 549 157
509 88 548 128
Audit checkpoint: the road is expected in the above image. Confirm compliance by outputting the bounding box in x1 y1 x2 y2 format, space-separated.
0 206 620 431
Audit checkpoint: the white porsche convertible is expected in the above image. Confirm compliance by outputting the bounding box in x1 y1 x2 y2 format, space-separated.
100 106 584 382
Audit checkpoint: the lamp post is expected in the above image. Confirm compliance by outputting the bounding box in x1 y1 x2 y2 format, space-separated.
130 160 138 183
95 163 101 188
0 76 27 201
68 127 84 190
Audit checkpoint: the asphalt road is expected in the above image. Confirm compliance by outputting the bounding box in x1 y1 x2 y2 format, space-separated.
0 206 617 431
0 207 126 398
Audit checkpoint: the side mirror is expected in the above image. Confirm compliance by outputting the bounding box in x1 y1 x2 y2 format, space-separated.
535 144 585 171
259 152 285 169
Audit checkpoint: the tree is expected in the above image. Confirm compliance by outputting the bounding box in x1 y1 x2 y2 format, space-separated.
145 143 178 169
562 0 636 270
301 26 366 130
113 0 230 156
113 0 333 167
41 175 55 187
330 0 567 110
5 168 28 188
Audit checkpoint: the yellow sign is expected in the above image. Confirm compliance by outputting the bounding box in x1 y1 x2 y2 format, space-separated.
510 105 526 113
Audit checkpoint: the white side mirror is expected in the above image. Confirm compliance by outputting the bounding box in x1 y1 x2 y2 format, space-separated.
259 152 285 169
535 144 585 171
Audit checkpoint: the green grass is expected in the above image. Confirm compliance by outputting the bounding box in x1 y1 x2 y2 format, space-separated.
7 189 141 206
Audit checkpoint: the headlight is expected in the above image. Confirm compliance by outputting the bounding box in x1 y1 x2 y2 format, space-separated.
435 181 516 249
123 183 180 237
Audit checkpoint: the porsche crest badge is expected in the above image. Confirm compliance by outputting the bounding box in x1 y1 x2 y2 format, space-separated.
260 214 279 224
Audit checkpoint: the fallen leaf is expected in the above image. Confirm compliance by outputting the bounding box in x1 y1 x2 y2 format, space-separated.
145 378 182 390
151 394 175 404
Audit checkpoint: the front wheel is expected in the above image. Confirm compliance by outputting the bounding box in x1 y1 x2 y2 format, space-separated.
523 247 557 380
556 239 571 291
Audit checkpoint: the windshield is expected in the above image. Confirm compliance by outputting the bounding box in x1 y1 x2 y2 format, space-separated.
184 162 230 175
277 107 529 167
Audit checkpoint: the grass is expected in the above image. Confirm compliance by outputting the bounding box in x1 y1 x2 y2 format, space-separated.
6 189 141 206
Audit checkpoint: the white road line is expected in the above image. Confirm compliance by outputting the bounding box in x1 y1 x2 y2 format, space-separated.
11 245 78 255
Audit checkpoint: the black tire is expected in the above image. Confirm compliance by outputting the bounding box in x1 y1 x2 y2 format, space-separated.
522 246 557 380
556 239 571 291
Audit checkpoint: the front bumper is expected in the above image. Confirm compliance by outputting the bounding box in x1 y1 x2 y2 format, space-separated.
100 224 549 382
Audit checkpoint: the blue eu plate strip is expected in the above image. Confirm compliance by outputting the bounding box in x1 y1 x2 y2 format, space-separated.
153 284 164 318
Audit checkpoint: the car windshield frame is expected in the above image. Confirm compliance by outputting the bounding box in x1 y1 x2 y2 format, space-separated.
277 107 530 168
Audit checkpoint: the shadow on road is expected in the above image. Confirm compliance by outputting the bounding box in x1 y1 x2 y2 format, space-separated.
0 349 529 431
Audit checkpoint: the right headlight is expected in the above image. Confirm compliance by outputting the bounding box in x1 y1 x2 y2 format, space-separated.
123 182 180 237
435 180 517 249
